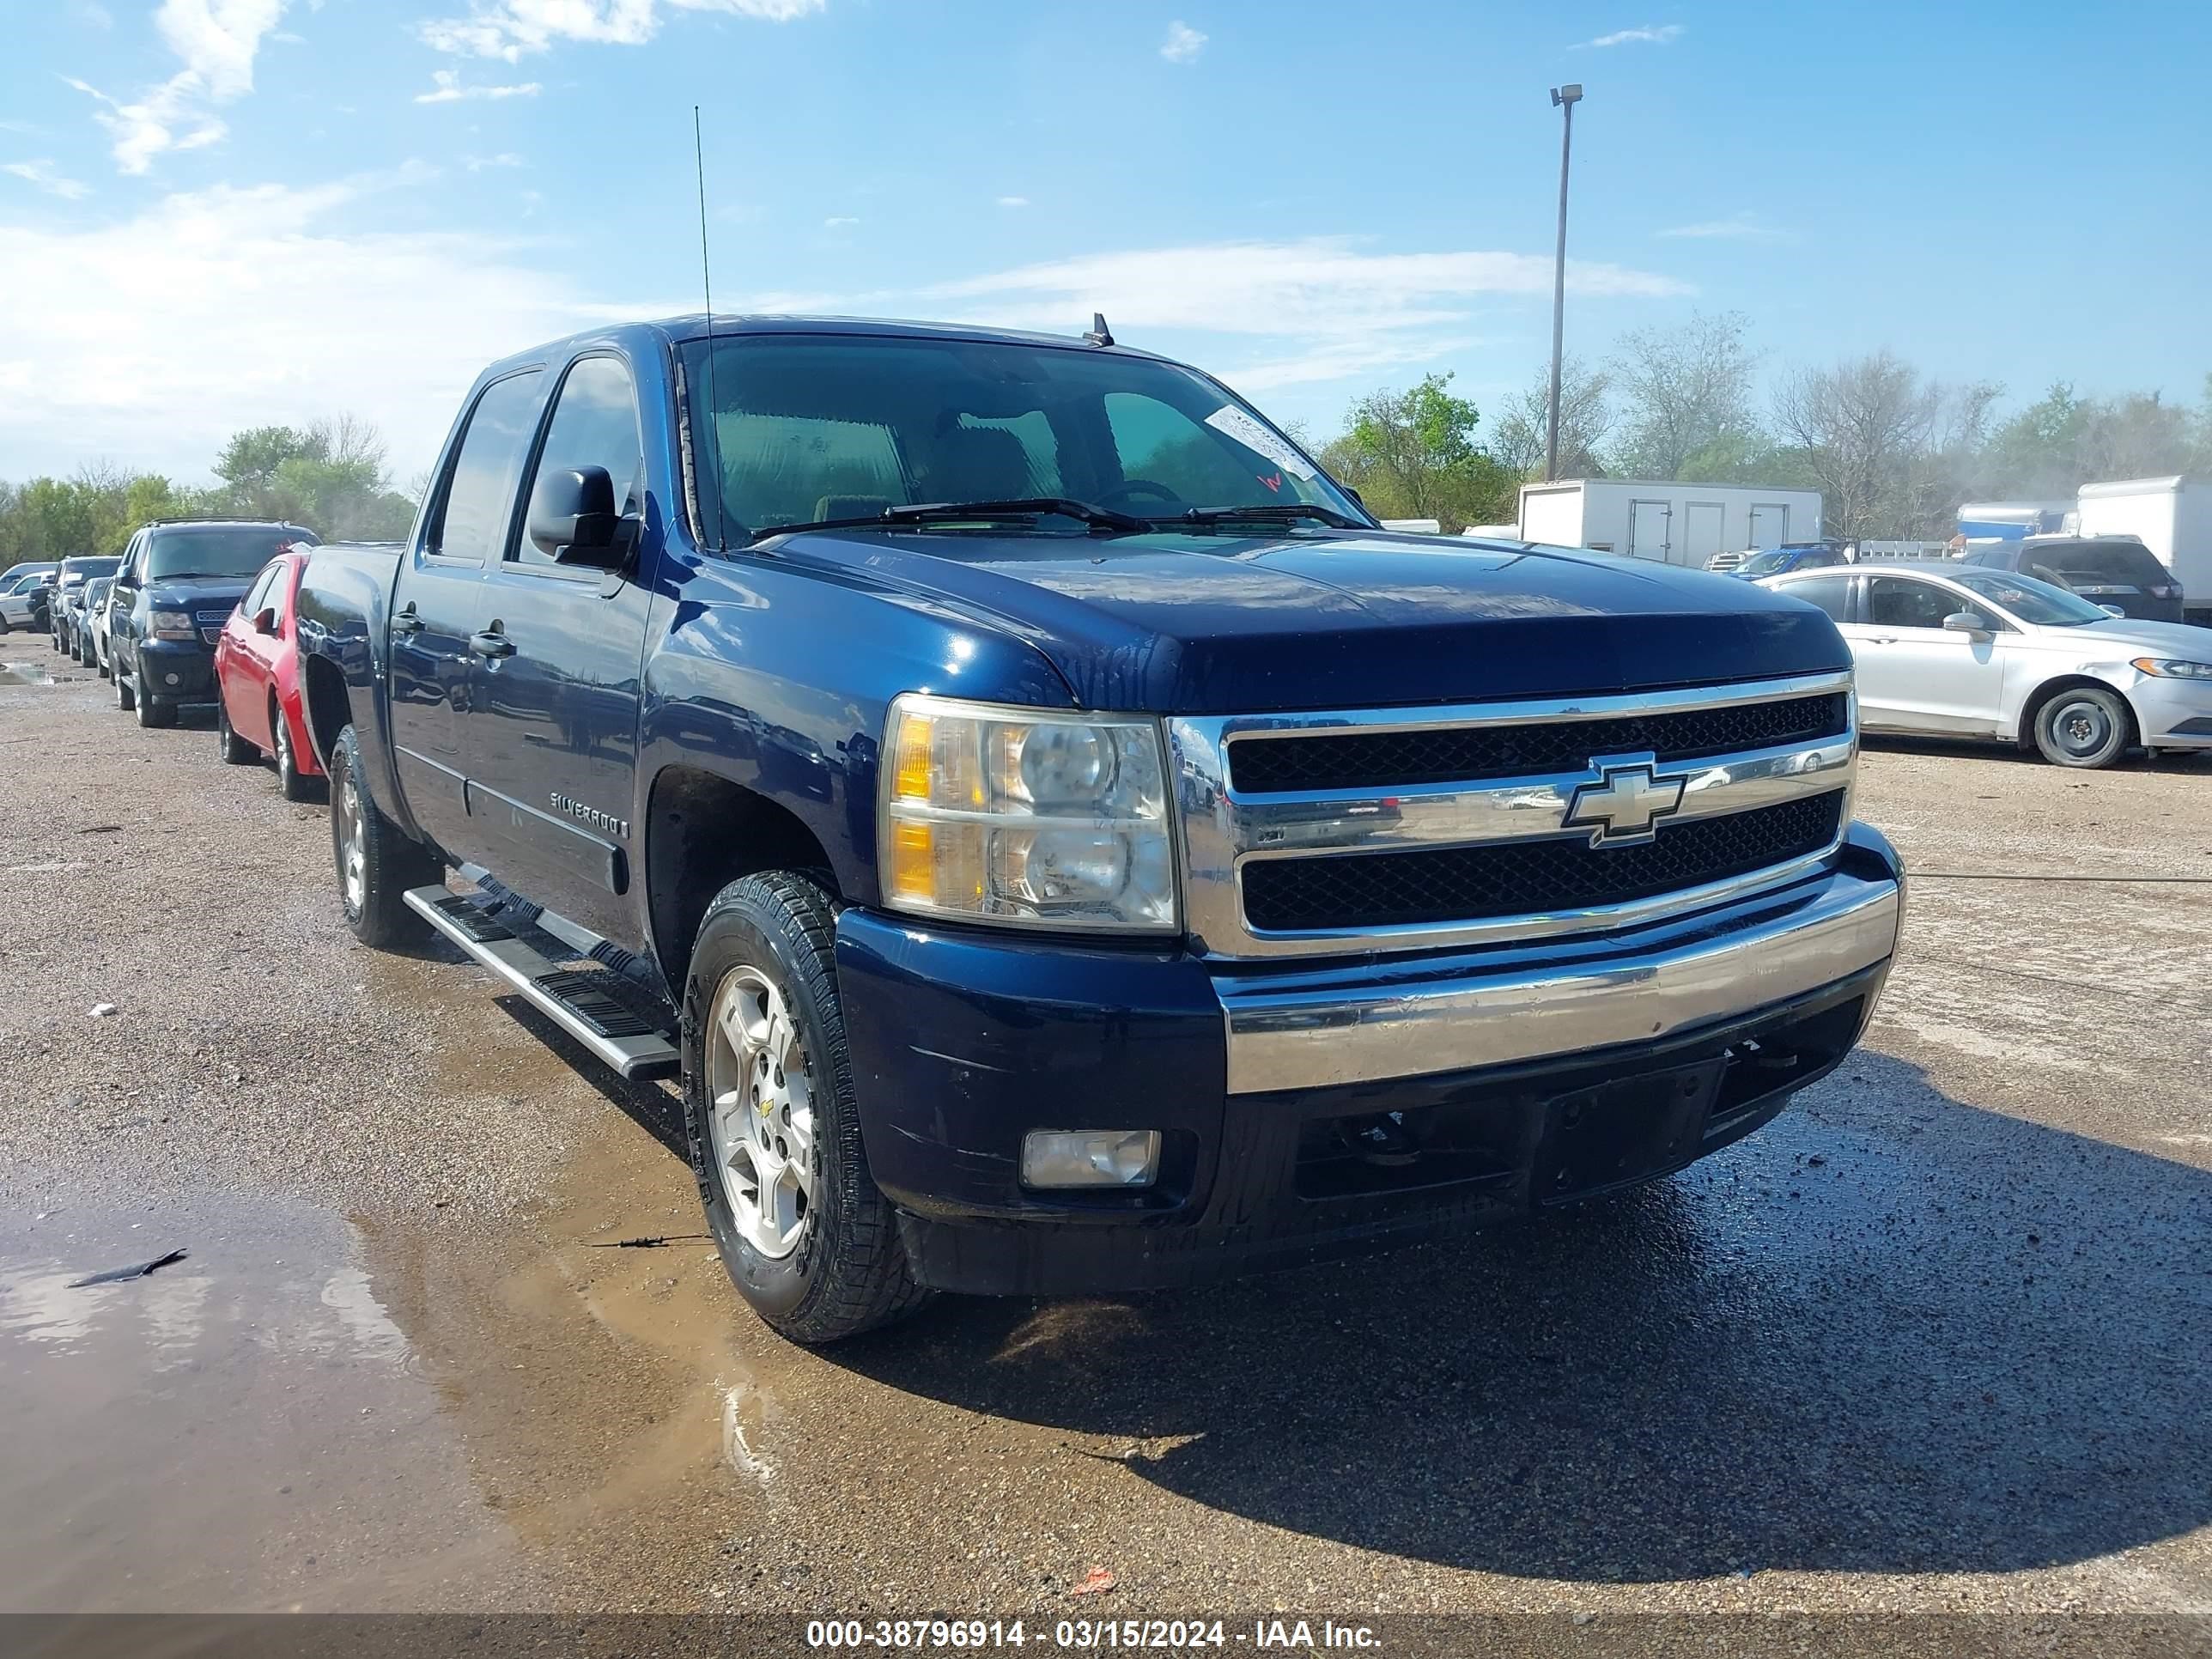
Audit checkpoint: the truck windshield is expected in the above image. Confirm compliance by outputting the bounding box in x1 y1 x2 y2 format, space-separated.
681 333 1364 544
147 528 311 580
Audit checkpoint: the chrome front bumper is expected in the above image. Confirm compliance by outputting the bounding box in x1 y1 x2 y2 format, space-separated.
1215 825 1904 1095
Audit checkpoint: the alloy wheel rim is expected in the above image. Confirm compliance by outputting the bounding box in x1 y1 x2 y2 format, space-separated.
705 965 817 1261
338 772 367 911
275 713 291 776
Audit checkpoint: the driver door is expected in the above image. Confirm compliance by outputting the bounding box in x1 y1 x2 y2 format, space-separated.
1849 574 2006 733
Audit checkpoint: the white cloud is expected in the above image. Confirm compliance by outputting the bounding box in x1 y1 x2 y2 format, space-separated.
0 168 607 483
420 0 823 62
995 195 1030 209
3 159 92 200
1160 20 1206 63
70 1 115 28
1580 22 1683 47
69 0 291 174
414 69 542 102
464 151 525 170
1657 211 1791 241
823 215 860 228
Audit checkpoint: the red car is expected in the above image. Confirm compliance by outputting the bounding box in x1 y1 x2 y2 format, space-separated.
214 547 324 800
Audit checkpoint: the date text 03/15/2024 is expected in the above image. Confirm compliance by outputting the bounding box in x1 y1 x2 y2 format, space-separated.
803 1620 1381 1650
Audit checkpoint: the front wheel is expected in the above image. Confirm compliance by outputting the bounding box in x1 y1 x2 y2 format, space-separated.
114 665 135 713
134 678 175 728
328 725 441 947
2033 686 2132 769
271 698 320 802
216 694 259 764
683 872 927 1345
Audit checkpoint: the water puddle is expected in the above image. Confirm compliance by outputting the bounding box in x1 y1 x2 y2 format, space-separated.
0 662 56 686
0 1191 528 1612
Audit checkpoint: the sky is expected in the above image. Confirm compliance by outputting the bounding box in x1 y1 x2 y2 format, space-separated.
3 0 2209 489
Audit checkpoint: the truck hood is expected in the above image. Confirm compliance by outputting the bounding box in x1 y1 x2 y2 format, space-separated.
775 529 1850 713
146 576 253 611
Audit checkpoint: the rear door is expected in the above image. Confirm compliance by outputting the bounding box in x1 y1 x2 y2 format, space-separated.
1628 499 1674 563
460 353 653 941
1748 502 1791 550
1682 501 1725 568
388 368 546 854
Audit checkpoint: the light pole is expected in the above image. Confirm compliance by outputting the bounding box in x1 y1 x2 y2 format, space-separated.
1545 82 1583 483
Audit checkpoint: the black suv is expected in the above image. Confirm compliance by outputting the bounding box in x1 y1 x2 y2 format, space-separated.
1960 537 2183 622
109 520 319 727
51 555 121 655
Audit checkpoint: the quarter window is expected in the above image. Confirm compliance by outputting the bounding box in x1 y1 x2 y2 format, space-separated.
1781 574 1851 622
515 357 644 567
430 370 546 563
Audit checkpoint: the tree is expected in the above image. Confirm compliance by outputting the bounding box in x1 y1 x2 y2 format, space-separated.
1326 373 1516 532
1774 350 1998 541
1608 311 1760 478
206 415 416 538
1492 357 1612 479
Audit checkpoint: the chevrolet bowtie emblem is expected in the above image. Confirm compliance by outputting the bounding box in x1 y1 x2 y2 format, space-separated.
1563 757 1686 848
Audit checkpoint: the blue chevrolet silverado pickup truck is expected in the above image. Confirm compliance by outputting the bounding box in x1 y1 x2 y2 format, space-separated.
295 314 1905 1344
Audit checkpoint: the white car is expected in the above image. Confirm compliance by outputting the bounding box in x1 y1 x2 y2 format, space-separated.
0 566 58 632
1759 563 2212 769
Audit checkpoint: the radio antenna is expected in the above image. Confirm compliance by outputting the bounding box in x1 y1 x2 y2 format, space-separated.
693 105 726 552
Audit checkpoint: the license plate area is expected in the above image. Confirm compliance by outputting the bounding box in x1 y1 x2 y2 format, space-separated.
1534 1057 1724 1206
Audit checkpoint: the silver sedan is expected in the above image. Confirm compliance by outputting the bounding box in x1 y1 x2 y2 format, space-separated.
1759 563 2212 769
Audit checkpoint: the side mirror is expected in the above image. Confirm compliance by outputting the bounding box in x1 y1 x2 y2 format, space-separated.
527 465 630 568
253 607 280 635
1942 610 1992 639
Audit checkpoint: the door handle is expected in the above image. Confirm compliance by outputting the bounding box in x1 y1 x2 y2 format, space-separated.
392 605 424 636
470 628 515 659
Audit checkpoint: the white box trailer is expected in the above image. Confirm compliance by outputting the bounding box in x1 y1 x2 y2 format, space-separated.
2074 477 2212 621
1510 479 1823 568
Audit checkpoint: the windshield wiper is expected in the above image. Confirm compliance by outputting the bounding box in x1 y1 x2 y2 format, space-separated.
1170 503 1364 530
747 497 1149 545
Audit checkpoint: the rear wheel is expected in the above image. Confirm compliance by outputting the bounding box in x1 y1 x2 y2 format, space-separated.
2033 685 2132 769
328 725 440 948
271 697 319 802
217 694 259 763
683 871 927 1345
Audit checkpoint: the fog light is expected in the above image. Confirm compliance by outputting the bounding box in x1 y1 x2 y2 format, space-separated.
1020 1129 1160 1189
165 672 180 685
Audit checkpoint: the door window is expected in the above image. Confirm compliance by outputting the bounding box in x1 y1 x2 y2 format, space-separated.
1781 574 1851 622
1867 576 1955 629
515 357 644 567
241 563 280 619
428 370 546 563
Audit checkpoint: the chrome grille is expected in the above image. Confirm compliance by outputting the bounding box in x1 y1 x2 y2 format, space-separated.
195 607 228 647
1168 671 1857 960
1226 692 1847 793
1243 791 1846 933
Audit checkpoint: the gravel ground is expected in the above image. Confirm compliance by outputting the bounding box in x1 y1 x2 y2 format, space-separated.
2 652 2208 1638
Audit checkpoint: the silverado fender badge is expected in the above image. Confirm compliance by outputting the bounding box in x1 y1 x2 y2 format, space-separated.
550 792 630 841
1563 757 1686 848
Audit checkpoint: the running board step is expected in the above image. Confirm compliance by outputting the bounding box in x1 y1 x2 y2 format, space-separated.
404 885 679 1080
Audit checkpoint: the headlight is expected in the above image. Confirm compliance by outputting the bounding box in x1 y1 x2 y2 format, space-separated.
880 693 1175 932
2131 657 2212 681
149 609 196 641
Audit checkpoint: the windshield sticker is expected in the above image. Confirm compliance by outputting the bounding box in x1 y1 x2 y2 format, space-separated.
1257 471 1282 493
1205 405 1317 480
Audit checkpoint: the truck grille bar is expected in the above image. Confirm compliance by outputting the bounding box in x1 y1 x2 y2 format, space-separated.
1168 671 1858 960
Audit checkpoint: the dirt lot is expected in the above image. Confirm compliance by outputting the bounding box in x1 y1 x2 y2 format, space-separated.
3 648 2209 1636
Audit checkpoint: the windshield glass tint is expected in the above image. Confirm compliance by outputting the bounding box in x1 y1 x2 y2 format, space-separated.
683 335 1359 538
1948 568 2110 626
148 529 307 580
1738 551 1790 574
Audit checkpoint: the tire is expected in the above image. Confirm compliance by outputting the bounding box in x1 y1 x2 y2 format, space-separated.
683 871 927 1345
328 724 441 948
135 681 175 728
216 694 258 764
271 696 319 802
115 665 135 713
2033 685 2132 769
